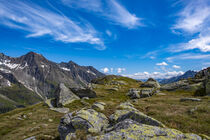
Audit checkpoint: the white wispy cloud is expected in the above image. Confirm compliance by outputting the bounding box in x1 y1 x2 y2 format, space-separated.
0 0 105 50
169 34 210 52
124 71 184 80
156 62 168 66
167 53 210 62
172 1 210 33
106 30 112 37
62 0 142 29
173 65 181 69
170 1 210 53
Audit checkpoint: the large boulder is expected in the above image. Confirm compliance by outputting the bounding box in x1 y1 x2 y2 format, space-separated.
91 119 202 140
58 109 108 140
127 88 156 99
55 83 80 107
71 88 97 98
109 102 165 127
140 78 160 89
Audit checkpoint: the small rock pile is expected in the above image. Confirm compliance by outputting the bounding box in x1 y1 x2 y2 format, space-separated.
127 78 161 99
58 102 203 140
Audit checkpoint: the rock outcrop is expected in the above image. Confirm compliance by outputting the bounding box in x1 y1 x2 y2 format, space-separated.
58 109 108 140
58 102 203 140
127 88 156 99
161 67 210 96
55 83 80 107
92 119 202 140
70 88 97 98
140 78 161 89
109 102 165 127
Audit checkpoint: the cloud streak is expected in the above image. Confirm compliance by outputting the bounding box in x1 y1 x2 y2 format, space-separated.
124 71 184 80
62 0 141 29
156 62 168 66
170 0 210 53
167 53 210 62
0 0 105 50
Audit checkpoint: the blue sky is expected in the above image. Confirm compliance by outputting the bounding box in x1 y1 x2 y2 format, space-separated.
0 0 210 79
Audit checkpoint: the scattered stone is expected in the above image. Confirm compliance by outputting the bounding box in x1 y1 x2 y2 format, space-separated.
92 102 106 111
24 136 36 140
107 88 118 91
180 98 201 102
188 107 198 114
127 88 141 99
50 107 69 114
58 102 204 140
82 97 90 100
48 119 53 122
157 92 167 96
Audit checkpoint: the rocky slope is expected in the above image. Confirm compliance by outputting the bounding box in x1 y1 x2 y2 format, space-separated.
161 67 210 96
58 102 203 140
0 74 209 139
0 52 104 113
0 70 42 113
160 70 197 84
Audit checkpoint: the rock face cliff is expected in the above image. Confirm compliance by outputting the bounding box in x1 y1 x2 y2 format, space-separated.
0 52 104 113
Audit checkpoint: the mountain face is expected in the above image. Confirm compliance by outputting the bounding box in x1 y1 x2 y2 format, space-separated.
160 70 197 84
0 70 42 113
0 52 104 106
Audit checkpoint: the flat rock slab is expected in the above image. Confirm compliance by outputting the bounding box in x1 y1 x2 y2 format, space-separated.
180 98 201 102
50 107 69 114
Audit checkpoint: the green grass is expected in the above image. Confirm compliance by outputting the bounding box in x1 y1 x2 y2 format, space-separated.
0 77 209 139
0 84 42 113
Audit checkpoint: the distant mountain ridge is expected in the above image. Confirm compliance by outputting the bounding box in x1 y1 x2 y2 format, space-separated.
0 52 104 112
160 70 197 84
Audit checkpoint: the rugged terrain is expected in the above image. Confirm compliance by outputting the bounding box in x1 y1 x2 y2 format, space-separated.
0 52 104 113
160 70 197 84
0 74 209 140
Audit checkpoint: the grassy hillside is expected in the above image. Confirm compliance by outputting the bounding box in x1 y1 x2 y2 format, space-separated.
0 84 42 113
0 76 209 139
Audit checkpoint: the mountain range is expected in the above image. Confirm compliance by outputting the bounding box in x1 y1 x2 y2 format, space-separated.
160 70 197 84
0 52 104 113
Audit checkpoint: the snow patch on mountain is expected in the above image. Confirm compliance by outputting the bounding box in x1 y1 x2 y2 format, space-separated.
87 70 96 76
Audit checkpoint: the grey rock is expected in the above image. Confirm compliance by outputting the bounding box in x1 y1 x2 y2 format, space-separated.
109 102 165 127
92 102 106 111
71 88 97 98
55 83 80 107
50 107 69 114
58 109 108 140
90 119 202 140
140 78 160 89
180 98 201 102
24 136 36 140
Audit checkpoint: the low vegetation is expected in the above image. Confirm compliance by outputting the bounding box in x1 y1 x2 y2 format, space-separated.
0 76 209 139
